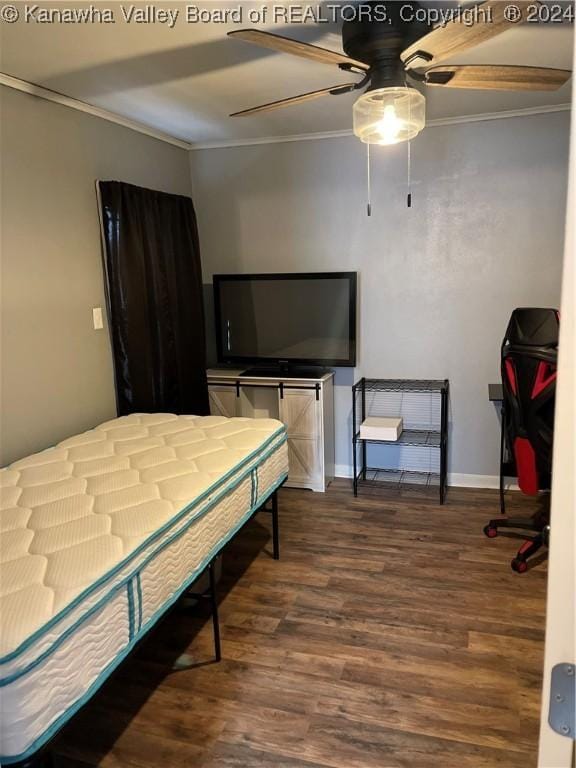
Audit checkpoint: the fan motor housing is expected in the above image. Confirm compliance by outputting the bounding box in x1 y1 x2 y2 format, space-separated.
342 1 430 87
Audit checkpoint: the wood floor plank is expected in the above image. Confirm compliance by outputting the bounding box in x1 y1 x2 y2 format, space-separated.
282 606 469 649
54 483 546 767
202 742 332 768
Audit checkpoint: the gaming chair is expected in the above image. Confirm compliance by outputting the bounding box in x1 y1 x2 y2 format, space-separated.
484 308 559 573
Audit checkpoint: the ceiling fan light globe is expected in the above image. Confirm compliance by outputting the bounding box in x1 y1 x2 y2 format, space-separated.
353 87 426 145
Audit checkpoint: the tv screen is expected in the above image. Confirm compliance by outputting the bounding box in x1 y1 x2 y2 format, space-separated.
214 272 357 367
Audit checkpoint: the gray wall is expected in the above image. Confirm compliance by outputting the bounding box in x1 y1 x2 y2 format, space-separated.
0 87 192 465
190 112 569 480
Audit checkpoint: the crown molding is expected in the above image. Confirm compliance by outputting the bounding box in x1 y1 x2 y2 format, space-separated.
0 73 192 151
1 72 570 153
190 102 572 150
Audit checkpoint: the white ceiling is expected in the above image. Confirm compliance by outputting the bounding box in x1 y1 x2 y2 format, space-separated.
1 1 573 145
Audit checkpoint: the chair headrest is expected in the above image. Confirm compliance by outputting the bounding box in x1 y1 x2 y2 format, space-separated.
504 308 559 348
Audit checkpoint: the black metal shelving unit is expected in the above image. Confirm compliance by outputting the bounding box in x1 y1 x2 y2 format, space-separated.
352 378 449 504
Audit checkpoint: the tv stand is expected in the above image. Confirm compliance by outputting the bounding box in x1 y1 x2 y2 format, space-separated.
243 366 331 379
207 368 335 493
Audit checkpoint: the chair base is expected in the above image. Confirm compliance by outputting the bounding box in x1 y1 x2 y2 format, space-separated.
483 517 550 573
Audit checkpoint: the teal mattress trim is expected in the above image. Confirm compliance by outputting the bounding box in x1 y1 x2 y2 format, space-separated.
135 574 143 632
0 433 287 685
126 580 136 642
0 469 288 765
0 425 286 666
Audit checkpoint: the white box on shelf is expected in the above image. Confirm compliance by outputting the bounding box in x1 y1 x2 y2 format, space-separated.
360 416 403 441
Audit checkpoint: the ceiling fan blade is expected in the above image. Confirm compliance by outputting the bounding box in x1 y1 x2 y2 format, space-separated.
425 64 572 91
230 83 359 117
401 1 538 68
228 29 369 70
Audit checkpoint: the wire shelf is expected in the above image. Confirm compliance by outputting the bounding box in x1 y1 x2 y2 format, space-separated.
356 468 441 490
354 428 441 447
352 377 449 503
359 379 448 394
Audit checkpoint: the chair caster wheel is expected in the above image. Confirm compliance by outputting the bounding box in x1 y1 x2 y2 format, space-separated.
511 557 528 573
483 525 498 538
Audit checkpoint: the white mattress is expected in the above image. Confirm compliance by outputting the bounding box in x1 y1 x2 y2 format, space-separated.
0 413 288 764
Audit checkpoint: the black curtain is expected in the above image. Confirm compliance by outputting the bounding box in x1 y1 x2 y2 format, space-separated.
98 181 209 416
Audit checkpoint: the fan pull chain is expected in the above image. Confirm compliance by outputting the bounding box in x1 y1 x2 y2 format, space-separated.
366 142 372 217
406 78 413 208
407 140 412 208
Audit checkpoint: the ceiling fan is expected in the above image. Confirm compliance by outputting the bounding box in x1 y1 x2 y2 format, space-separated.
227 0 572 145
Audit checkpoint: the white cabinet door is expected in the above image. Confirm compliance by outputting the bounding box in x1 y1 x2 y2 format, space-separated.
279 388 324 490
208 386 239 418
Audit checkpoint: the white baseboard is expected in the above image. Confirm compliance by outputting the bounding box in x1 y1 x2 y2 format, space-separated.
334 465 519 491
448 473 519 491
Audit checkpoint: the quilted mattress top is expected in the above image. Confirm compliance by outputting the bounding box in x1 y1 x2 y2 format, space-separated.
0 413 284 657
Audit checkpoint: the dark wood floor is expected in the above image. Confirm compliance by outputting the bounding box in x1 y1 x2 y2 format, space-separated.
54 482 547 768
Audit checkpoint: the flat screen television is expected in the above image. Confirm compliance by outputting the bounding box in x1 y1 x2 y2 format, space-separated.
213 272 357 369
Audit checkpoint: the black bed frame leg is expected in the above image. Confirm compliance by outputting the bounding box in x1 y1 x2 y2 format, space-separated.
271 491 280 560
208 560 221 662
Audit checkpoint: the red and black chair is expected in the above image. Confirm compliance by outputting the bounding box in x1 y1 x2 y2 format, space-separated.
484 308 559 572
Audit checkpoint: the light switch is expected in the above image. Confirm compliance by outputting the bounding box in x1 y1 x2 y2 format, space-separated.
92 307 104 330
